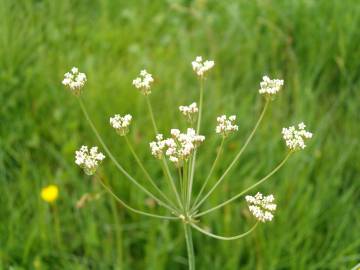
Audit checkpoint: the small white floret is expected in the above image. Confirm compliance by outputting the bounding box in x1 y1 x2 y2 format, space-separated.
245 192 277 222
215 115 238 137
282 122 313 151
191 56 215 77
62 67 87 95
75 145 105 175
110 114 132 136
258 76 284 96
132 69 154 95
150 128 205 167
179 102 198 122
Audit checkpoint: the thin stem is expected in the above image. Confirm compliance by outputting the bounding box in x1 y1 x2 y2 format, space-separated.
187 78 204 209
146 95 158 133
183 223 195 270
161 159 183 210
78 98 175 213
195 99 270 210
103 177 123 268
191 222 258 241
96 175 179 220
124 136 179 212
195 152 292 217
183 161 190 211
178 166 184 205
192 138 225 210
52 204 63 249
145 95 183 210
196 78 204 133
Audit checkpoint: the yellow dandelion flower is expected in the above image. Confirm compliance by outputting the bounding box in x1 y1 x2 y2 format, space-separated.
41 185 59 203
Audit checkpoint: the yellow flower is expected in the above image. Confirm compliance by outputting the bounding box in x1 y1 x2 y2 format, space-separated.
41 185 59 203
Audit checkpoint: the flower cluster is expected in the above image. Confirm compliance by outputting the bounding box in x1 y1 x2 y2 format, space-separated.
245 192 277 223
110 114 132 136
75 146 106 175
259 76 284 96
191 56 215 77
282 122 313 151
179 102 198 122
62 67 87 95
149 134 166 159
150 128 205 166
216 115 238 137
132 70 154 95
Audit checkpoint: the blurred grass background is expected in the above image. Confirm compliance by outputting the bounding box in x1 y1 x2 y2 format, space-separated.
1 0 359 269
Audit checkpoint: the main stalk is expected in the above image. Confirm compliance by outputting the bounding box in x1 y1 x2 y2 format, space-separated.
183 223 195 270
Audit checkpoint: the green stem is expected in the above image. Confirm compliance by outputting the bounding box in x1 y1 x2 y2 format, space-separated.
191 222 258 240
178 166 184 206
196 78 204 133
184 223 195 270
194 99 270 210
145 95 183 210
146 95 158 133
103 177 123 269
195 152 292 217
124 136 179 212
78 98 175 213
184 162 189 211
192 138 225 211
96 175 179 220
52 204 63 249
187 78 204 210
161 160 183 210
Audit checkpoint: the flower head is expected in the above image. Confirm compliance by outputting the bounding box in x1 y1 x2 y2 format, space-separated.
179 102 198 122
216 115 238 137
282 122 313 151
110 114 132 136
149 134 166 159
245 192 276 222
62 67 87 95
259 76 284 96
41 185 59 203
150 128 205 166
191 56 215 77
132 69 154 95
75 146 105 175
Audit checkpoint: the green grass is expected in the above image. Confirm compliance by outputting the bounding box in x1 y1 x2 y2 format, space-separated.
1 0 359 269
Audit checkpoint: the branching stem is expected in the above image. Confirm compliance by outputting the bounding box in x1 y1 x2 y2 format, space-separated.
78 98 175 213
145 95 184 210
195 152 292 217
124 136 179 212
191 222 258 240
194 99 270 210
192 138 225 211
188 78 204 210
96 175 179 220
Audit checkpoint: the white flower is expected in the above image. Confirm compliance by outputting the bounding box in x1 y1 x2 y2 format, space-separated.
149 134 166 159
62 67 87 95
75 145 105 175
132 69 154 95
215 115 238 137
259 76 284 96
191 56 215 77
110 114 132 136
179 102 198 122
150 128 205 166
245 192 277 223
170 128 181 137
282 122 313 151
